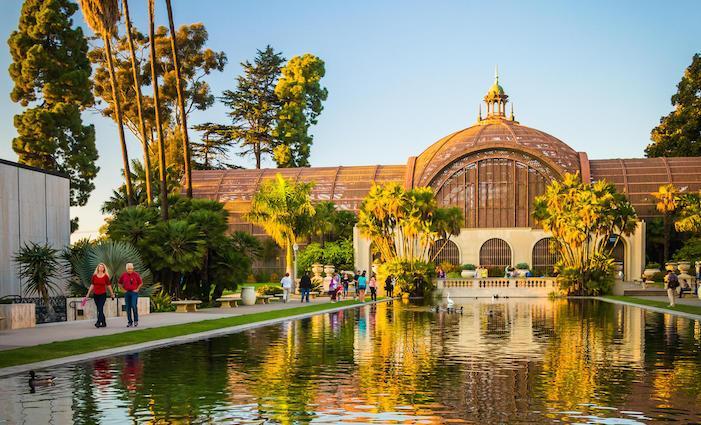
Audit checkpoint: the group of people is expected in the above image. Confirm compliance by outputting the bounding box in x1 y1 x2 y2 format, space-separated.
83 263 143 329
293 270 398 303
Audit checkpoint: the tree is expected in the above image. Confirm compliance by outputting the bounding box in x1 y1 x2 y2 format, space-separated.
190 122 234 169
101 159 179 214
274 54 328 167
220 46 285 168
148 0 169 220
652 183 679 262
533 173 638 295
164 0 192 197
646 53 701 157
8 0 98 208
357 183 462 295
122 0 152 204
245 174 316 280
78 0 134 205
674 191 701 233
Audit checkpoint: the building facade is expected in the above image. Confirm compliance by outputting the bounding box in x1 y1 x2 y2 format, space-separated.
192 75 701 280
0 159 70 297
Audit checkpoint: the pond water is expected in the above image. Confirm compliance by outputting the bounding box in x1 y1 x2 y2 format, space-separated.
1 299 700 424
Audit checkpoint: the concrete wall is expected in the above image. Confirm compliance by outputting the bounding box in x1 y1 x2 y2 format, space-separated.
0 160 70 297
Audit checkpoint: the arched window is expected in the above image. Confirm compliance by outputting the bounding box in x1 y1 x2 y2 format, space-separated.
429 239 460 266
532 238 560 276
480 238 512 275
606 235 625 278
432 150 556 228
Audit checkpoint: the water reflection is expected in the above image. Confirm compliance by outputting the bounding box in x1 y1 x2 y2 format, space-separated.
0 299 700 424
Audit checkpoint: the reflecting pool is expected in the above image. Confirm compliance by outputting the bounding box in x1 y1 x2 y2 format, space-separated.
1 299 700 424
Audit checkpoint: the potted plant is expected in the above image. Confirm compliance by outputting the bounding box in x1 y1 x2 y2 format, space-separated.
515 263 530 277
665 261 677 272
643 263 660 282
460 264 477 278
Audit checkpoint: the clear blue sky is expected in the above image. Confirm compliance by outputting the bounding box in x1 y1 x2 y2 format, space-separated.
0 0 699 238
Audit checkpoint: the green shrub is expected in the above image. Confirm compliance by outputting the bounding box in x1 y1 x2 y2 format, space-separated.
673 237 701 265
438 261 458 274
150 290 175 312
651 271 665 282
446 271 461 278
461 263 476 271
645 262 661 269
516 262 529 270
256 284 283 296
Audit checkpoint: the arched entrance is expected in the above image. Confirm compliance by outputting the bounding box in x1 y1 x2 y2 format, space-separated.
532 238 560 276
479 238 512 276
430 239 460 266
606 235 625 279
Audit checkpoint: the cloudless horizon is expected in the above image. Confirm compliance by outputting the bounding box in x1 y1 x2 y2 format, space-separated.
0 0 699 239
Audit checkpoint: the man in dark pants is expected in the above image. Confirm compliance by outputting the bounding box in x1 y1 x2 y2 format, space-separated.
299 271 312 303
119 263 143 327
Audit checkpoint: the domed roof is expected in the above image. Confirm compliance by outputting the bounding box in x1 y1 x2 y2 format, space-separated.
409 118 581 188
486 80 505 98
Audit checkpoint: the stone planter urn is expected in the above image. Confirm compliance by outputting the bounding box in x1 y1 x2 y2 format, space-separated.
678 261 691 274
461 270 476 279
311 263 323 278
643 267 659 282
696 261 701 277
241 286 256 306
323 264 335 277
665 262 678 272
614 262 624 280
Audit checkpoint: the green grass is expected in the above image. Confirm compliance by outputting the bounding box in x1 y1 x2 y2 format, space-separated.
603 295 701 316
222 282 275 295
0 300 361 369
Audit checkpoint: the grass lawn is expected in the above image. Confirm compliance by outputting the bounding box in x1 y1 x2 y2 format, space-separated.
0 300 361 369
603 295 701 316
222 283 276 295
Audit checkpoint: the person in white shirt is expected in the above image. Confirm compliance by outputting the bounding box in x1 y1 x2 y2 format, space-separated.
280 273 292 303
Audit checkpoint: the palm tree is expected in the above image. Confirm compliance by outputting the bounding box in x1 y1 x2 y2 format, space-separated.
430 207 464 262
121 0 152 204
164 0 193 198
78 0 133 206
245 174 316 282
147 0 169 219
653 184 679 262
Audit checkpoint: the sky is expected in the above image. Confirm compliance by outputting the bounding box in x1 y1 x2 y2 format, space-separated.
0 0 699 239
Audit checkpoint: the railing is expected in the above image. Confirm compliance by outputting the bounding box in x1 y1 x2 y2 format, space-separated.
436 278 556 290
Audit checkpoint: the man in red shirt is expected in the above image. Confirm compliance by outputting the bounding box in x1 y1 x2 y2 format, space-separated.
119 263 143 327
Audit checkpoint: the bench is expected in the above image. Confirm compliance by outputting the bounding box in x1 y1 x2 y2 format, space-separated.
172 300 202 313
256 295 273 304
309 291 320 299
269 293 285 302
216 297 241 308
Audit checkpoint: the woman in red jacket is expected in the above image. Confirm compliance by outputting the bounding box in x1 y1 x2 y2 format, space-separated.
85 263 115 328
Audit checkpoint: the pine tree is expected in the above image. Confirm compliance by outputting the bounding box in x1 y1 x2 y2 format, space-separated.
646 53 701 157
191 122 234 169
8 0 98 207
220 46 285 169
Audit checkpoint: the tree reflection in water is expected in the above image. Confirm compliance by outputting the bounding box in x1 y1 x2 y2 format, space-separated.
1 299 700 424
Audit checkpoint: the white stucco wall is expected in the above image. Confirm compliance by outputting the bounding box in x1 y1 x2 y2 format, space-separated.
0 161 70 297
353 222 646 282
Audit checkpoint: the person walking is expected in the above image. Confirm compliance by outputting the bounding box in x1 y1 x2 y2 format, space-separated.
357 271 367 302
384 274 394 298
354 270 361 299
84 263 115 328
119 263 142 328
342 273 351 298
299 271 312 303
328 277 338 302
280 273 292 303
665 270 679 307
369 274 378 301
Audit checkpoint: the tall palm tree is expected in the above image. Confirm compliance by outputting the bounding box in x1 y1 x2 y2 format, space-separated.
164 0 193 198
148 0 169 219
245 174 316 283
78 0 133 206
121 0 152 205
653 184 679 262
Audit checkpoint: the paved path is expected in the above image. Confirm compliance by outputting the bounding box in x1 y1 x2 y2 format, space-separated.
0 297 333 351
637 295 701 307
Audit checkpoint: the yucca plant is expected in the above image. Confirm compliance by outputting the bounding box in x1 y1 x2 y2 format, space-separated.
14 242 63 304
73 240 156 296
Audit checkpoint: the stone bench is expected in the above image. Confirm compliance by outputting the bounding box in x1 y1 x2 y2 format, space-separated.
256 295 273 304
269 294 285 302
216 297 241 308
309 291 320 299
172 300 202 313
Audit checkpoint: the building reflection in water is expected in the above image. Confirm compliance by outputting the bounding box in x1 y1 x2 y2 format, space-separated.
1 299 700 424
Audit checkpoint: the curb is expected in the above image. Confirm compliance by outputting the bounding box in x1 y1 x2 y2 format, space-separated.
595 296 701 322
0 299 391 378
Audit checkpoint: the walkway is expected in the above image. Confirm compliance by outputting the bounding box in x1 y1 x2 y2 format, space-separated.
0 297 333 351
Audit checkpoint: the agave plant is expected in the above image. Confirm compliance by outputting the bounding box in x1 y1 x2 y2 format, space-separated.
73 240 156 296
14 242 64 304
